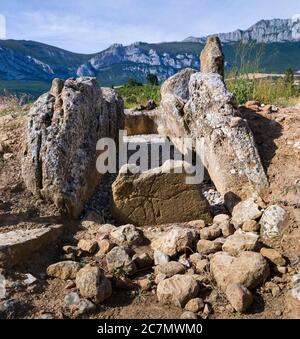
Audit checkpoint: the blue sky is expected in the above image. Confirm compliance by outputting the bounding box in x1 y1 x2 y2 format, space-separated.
0 0 299 53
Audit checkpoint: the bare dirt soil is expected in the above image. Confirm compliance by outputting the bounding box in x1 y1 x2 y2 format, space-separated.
0 104 299 319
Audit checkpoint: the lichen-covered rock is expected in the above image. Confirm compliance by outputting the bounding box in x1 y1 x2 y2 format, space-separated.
158 69 268 210
112 160 212 226
184 73 269 209
155 68 196 153
101 87 124 142
22 77 124 218
106 247 136 276
110 224 144 247
200 36 225 78
260 205 289 238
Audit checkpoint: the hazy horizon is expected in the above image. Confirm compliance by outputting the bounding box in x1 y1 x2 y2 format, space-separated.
0 0 299 53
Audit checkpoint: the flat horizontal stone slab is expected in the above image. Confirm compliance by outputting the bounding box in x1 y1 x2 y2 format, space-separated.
0 224 64 269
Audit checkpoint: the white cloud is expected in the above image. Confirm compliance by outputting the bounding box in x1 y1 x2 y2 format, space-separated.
8 10 182 53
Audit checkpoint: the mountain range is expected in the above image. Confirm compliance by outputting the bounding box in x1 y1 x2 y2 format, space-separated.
1 18 300 94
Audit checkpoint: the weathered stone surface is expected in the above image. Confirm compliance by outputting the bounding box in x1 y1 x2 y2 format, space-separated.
155 262 186 278
96 239 115 257
63 292 80 308
96 224 117 235
197 239 222 255
47 261 80 280
225 284 253 313
75 299 96 316
286 275 300 319
151 227 198 257
106 247 136 276
101 87 124 142
242 220 260 232
155 68 197 153
75 266 112 304
260 205 289 238
260 248 286 266
213 214 230 225
220 221 235 238
110 224 144 247
185 298 205 313
154 250 170 266
200 36 225 78
210 251 270 291
0 224 63 269
77 239 99 254
222 230 260 256
200 224 222 240
112 161 212 227
22 78 124 218
231 197 262 229
187 220 206 229
159 71 268 209
195 259 210 274
157 275 200 308
124 109 158 136
190 254 210 274
64 292 95 316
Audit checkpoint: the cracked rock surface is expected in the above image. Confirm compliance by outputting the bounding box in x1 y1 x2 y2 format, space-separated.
111 160 212 226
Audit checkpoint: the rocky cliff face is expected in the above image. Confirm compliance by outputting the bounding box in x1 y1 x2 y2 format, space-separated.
1 18 300 87
76 42 200 81
185 18 300 43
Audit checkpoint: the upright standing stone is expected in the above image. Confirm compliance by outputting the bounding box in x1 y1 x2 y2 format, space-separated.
184 73 268 209
22 77 124 218
200 36 225 78
155 68 196 154
157 41 268 209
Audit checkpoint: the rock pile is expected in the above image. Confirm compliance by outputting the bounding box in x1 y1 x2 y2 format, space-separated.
42 203 291 318
13 37 295 320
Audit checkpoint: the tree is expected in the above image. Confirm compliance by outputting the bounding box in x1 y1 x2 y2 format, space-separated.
147 73 159 86
127 78 143 87
284 68 294 85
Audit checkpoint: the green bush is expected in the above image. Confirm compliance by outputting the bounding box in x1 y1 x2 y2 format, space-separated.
117 84 161 109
